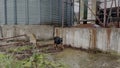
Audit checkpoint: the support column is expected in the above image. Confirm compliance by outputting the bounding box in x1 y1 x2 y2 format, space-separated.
91 0 96 24
14 0 17 25
25 0 29 25
104 0 107 27
78 0 80 24
83 0 88 24
4 0 7 25
62 0 65 27
80 0 84 24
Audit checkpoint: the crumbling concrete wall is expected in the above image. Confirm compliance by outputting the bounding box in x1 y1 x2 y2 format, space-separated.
55 28 120 53
0 25 54 40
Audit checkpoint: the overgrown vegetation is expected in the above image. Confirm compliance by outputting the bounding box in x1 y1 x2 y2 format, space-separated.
0 53 67 68
8 45 33 53
0 44 68 68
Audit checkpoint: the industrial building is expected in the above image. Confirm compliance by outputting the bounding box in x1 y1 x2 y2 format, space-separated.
0 0 74 26
0 0 119 27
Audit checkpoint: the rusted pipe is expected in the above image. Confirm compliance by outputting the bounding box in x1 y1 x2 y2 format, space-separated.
107 0 114 25
62 0 64 28
104 0 107 27
0 34 26 41
117 0 120 27
78 0 80 24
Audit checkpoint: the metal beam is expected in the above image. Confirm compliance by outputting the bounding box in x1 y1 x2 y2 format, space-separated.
62 0 64 27
104 0 107 27
91 0 96 24
83 0 88 24
78 0 80 24
14 0 17 25
26 0 29 25
4 0 7 25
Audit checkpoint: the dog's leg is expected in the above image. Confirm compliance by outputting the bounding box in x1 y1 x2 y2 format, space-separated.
54 44 58 50
60 43 64 50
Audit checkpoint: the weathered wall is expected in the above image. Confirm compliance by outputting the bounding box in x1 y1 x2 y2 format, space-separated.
55 28 120 53
0 25 54 40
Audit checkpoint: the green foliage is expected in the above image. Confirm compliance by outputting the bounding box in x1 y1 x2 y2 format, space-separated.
0 53 68 68
23 53 67 68
0 53 23 68
8 46 33 53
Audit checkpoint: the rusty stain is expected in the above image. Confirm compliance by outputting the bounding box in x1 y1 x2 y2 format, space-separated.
55 28 120 53
63 29 66 44
90 28 97 49
89 29 92 49
72 29 75 46
106 28 111 50
55 28 59 36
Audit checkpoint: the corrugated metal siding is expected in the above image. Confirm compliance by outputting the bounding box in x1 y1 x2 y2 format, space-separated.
0 0 73 25
64 0 74 26
0 0 5 24
40 0 52 24
7 0 15 24
52 0 60 24
17 0 26 24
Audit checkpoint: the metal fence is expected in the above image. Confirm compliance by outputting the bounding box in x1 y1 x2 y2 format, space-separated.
0 0 73 26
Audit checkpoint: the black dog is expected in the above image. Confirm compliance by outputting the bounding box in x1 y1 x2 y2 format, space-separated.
54 36 64 50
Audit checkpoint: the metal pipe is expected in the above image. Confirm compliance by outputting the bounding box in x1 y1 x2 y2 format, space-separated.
66 0 68 25
107 0 113 24
72 0 74 25
70 0 73 25
62 0 64 27
117 0 120 27
91 0 96 24
0 34 26 41
71 0 74 25
14 0 17 25
39 0 41 25
83 0 88 24
78 0 80 24
104 0 107 27
4 0 7 25
26 0 29 25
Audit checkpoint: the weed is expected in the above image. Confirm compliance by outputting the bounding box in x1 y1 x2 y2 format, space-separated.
0 53 68 68
8 45 33 53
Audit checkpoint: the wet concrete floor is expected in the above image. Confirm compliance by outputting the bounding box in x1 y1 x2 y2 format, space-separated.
48 48 120 68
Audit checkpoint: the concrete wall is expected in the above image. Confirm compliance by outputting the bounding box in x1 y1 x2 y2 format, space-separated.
0 25 54 40
55 28 120 53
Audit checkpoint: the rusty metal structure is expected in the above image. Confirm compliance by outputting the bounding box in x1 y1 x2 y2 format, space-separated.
74 0 120 28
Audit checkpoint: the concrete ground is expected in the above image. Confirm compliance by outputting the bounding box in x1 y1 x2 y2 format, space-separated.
50 48 120 68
